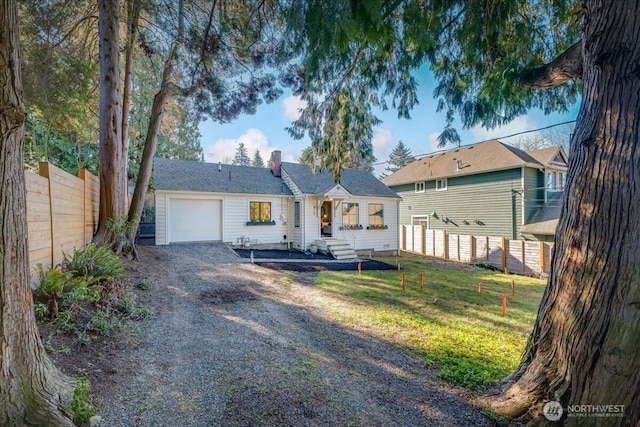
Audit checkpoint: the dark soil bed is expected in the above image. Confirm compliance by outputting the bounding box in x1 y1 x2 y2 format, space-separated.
235 248 333 260
256 259 396 272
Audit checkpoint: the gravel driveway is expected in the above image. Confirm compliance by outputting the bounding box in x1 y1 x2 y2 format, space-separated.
95 243 489 426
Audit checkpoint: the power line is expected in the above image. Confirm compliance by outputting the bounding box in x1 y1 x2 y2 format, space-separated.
374 119 576 166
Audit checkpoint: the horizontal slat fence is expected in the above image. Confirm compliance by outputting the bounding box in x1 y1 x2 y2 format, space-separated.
25 162 99 277
400 225 553 275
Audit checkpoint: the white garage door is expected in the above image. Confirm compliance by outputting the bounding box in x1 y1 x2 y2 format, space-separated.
168 198 222 243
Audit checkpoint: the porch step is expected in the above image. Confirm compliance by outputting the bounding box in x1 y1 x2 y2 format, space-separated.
316 238 357 260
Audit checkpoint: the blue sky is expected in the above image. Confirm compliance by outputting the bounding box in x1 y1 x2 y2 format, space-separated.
199 70 580 175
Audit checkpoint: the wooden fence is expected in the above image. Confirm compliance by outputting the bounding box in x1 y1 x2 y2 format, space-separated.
26 162 99 275
401 225 553 275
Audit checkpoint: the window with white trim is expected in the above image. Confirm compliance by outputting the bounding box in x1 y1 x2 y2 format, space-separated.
368 203 384 227
436 178 447 191
249 201 271 222
294 201 300 227
342 203 359 226
415 182 425 193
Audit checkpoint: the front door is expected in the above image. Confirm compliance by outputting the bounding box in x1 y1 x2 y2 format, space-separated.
321 200 332 237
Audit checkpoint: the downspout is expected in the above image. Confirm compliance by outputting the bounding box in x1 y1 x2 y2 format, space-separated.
521 166 526 229
396 200 400 256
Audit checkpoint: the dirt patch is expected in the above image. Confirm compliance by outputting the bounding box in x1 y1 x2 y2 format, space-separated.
200 288 257 304
44 243 490 426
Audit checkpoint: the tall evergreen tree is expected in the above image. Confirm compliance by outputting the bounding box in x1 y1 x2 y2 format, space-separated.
382 141 415 177
232 142 251 166
252 149 265 167
287 0 640 423
0 1 76 424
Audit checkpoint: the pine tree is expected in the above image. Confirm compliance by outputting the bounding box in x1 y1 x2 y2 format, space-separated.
383 141 415 177
252 149 265 167
232 142 251 166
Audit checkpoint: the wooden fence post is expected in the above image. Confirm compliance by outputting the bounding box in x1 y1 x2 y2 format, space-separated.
470 235 476 260
401 225 406 251
540 242 546 273
443 230 449 259
501 237 507 272
38 162 55 266
421 226 426 255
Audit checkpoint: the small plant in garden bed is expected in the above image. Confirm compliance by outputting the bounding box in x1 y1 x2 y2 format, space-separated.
138 278 153 290
65 377 98 426
34 244 153 345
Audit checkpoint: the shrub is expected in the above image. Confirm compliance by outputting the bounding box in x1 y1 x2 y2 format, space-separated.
62 244 125 285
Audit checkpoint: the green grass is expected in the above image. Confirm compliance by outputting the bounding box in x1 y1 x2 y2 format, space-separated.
315 255 547 388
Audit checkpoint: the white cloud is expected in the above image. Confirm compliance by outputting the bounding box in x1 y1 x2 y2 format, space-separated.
205 128 298 164
470 116 540 144
282 95 307 121
371 128 394 176
372 128 394 161
428 132 441 153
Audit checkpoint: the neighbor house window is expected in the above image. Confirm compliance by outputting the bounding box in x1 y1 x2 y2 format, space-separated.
415 182 425 193
436 178 447 191
342 203 359 226
547 171 566 191
368 203 384 227
294 201 300 228
249 201 271 222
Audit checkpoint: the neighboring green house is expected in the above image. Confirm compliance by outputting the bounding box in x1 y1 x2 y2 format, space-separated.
382 140 568 241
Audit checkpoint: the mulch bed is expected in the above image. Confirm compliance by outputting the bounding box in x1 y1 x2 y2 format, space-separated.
235 249 333 260
255 259 396 272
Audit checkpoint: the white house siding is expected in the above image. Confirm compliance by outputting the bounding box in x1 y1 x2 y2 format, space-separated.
155 193 167 245
222 195 290 246
330 197 399 252
303 196 321 249
155 191 292 246
290 197 304 249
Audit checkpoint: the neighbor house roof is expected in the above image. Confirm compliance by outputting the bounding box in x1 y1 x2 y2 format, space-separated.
154 158 293 195
520 192 564 236
527 146 568 168
382 140 545 187
282 162 400 199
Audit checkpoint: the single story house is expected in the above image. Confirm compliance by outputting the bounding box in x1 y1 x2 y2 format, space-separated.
382 140 568 241
154 151 401 257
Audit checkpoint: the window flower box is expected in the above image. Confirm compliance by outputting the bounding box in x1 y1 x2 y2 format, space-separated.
340 224 363 230
246 220 276 226
366 224 388 230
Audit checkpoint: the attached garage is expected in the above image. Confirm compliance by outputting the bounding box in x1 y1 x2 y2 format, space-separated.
168 198 222 243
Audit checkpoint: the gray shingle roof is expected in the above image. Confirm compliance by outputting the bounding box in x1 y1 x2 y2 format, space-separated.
520 192 563 236
282 162 400 199
154 158 292 195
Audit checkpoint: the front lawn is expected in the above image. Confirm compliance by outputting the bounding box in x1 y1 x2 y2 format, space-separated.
314 255 547 388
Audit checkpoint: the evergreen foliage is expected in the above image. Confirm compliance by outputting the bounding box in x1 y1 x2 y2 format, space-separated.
284 0 582 176
232 142 251 166
252 149 265 167
381 141 415 177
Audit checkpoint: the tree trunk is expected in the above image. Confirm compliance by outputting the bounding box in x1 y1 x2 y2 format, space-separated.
127 86 172 241
493 1 640 425
127 0 184 243
0 1 75 424
121 0 141 181
94 0 126 245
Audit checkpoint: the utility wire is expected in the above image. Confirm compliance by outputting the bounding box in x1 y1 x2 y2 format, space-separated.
374 120 576 166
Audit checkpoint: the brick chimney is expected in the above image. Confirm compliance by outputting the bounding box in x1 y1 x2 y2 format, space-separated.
270 150 282 177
